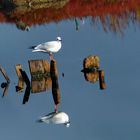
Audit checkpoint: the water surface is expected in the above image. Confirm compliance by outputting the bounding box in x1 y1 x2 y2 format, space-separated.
0 1 140 140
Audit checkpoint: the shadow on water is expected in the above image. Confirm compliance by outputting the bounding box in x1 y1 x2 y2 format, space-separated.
0 0 140 32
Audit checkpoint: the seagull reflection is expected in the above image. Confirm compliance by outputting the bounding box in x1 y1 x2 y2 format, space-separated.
38 111 70 127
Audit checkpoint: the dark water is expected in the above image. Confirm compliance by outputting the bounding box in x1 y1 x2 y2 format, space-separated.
0 1 140 140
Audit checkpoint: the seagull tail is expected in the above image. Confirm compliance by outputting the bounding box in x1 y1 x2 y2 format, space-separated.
36 119 43 123
32 49 43 52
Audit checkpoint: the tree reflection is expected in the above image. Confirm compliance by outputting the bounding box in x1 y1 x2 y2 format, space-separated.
0 0 140 32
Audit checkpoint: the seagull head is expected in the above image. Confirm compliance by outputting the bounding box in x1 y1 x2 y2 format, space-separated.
64 121 70 127
56 37 62 41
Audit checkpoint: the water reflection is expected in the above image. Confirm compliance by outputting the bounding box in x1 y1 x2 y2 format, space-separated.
81 55 106 90
1 82 10 97
14 58 69 126
0 0 140 32
0 65 10 97
38 111 70 127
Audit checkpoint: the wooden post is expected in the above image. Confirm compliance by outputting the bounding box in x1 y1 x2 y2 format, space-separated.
28 60 51 93
83 55 100 69
0 65 10 82
50 60 60 106
28 60 50 79
82 55 100 83
15 64 24 92
99 70 106 90
15 64 23 78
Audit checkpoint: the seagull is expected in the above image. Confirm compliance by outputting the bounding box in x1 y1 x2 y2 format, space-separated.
31 37 62 60
38 111 70 127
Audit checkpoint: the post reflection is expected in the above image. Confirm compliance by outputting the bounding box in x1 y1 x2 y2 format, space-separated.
1 82 10 97
19 69 31 104
81 55 106 90
0 65 10 97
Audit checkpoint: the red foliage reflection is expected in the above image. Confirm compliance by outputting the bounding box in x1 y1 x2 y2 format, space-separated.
0 0 140 32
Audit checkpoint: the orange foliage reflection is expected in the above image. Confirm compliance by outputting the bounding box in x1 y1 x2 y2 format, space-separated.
0 0 140 32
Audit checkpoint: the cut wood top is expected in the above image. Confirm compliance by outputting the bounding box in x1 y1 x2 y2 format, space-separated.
83 55 100 69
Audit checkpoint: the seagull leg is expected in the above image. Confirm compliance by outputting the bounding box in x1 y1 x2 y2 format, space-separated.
49 52 54 60
54 104 58 113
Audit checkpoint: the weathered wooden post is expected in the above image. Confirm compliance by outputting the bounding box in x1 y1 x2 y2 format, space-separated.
82 55 106 90
82 55 100 83
28 60 51 93
15 64 24 92
99 70 106 90
83 55 100 70
50 59 60 112
0 65 10 82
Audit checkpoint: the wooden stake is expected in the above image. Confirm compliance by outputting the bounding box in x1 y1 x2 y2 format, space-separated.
15 64 23 79
15 64 24 92
28 60 51 93
0 65 10 82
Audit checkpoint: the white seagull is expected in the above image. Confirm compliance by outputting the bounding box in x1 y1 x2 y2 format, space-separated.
38 111 70 127
31 37 62 59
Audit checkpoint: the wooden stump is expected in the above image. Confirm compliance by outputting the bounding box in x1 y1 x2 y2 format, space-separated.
0 65 10 82
28 60 51 93
82 55 100 83
28 60 50 78
83 55 100 69
15 64 24 92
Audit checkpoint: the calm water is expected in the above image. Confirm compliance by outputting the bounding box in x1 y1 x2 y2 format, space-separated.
0 1 140 140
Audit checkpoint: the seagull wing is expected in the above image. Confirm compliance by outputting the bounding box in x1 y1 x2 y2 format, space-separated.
44 41 59 50
34 43 46 50
51 112 68 124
